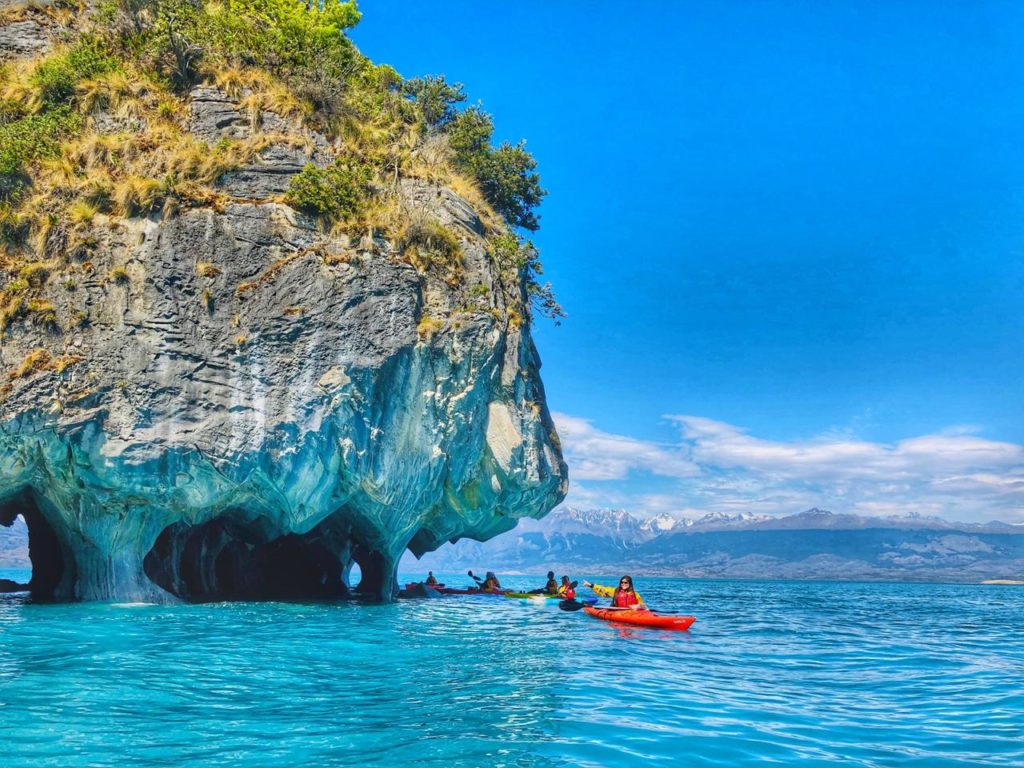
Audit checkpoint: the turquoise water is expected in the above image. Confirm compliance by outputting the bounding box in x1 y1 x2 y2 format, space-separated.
2 569 1022 767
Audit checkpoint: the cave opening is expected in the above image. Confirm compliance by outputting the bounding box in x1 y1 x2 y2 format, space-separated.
0 491 70 601
347 562 362 589
144 514 361 602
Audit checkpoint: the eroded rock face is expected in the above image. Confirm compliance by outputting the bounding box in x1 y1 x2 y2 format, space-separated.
0 19 51 59
0 87 568 602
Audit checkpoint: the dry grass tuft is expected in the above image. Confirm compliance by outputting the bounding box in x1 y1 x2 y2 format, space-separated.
77 70 150 116
11 348 51 379
52 353 84 373
112 177 164 216
236 248 310 296
398 212 464 285
0 294 25 332
68 199 99 225
18 261 52 288
416 315 443 341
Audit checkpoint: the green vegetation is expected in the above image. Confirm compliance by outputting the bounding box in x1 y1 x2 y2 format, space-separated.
1 0 559 330
285 160 372 222
403 75 465 128
30 38 118 104
445 107 545 232
0 109 81 200
401 217 463 285
491 234 564 324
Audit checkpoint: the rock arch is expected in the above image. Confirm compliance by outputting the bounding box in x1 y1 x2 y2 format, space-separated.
0 489 73 601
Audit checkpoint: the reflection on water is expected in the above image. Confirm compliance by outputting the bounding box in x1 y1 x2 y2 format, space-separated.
1 573 1023 767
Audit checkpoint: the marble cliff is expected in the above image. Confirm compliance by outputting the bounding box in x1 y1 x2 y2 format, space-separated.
0 2 567 601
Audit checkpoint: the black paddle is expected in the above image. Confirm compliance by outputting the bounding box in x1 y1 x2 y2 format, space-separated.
559 581 589 611
559 597 597 611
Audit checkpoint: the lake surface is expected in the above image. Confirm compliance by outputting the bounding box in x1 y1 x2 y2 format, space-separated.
1 570 1022 767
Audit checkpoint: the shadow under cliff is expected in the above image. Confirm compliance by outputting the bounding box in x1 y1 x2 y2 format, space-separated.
143 513 398 602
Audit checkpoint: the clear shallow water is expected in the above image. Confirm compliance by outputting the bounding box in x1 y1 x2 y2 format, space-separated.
1 569 1022 767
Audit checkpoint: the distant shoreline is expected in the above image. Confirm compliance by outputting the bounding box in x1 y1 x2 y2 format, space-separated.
403 571 1024 587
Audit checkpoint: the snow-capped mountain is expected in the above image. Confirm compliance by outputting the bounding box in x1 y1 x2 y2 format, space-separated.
403 507 1024 582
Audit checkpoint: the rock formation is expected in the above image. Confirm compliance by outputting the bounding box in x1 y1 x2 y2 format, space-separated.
0 3 568 602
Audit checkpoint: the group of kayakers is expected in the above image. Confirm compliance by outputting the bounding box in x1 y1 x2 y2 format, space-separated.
413 570 694 630
426 568 645 609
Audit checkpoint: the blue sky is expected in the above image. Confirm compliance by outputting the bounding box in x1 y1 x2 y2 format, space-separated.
353 1 1024 522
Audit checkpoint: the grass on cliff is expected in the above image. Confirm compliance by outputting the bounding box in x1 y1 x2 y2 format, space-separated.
0 0 562 369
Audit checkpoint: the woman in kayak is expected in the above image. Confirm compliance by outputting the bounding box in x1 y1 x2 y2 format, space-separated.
583 576 646 608
425 571 438 586
543 571 558 594
557 575 576 600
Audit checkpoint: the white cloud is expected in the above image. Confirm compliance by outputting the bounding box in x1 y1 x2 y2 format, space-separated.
553 412 1024 523
552 413 699 481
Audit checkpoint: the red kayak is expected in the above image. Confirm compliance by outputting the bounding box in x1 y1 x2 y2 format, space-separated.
403 582 445 590
584 606 695 631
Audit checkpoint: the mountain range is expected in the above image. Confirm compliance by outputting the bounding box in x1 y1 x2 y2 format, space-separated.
403 507 1024 583
8 508 1024 583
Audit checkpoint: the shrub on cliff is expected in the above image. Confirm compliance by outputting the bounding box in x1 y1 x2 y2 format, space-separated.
0 109 81 200
285 160 373 222
490 233 564 324
31 38 118 104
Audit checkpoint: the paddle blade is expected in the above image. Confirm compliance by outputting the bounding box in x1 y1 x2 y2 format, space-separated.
559 600 585 612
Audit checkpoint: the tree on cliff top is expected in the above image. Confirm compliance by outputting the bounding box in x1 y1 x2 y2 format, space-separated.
444 106 545 232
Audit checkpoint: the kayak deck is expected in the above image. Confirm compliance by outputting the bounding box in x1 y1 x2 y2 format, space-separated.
583 606 695 631
504 592 562 599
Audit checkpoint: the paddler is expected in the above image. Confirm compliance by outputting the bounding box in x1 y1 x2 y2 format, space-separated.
470 570 503 592
583 575 646 608
542 570 559 595
425 571 438 586
557 575 576 599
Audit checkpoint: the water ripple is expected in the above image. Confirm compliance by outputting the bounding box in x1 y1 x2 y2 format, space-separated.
1 573 1022 766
